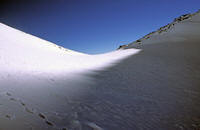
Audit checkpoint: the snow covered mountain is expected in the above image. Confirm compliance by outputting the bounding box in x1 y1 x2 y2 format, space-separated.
0 10 200 130
0 22 140 130
0 23 140 74
118 10 200 49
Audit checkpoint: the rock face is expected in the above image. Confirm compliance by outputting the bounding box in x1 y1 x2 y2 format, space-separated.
117 45 128 50
118 9 200 49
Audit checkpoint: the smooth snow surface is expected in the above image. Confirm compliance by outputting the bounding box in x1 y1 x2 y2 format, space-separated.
0 23 140 130
0 23 140 74
0 10 200 130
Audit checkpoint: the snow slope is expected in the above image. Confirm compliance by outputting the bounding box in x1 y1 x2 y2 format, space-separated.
118 10 200 49
0 23 140 74
0 23 140 130
0 10 200 130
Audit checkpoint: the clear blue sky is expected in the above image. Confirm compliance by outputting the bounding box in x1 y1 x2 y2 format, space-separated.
0 0 200 54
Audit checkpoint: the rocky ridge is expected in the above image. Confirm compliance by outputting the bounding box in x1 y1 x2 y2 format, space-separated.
118 9 200 49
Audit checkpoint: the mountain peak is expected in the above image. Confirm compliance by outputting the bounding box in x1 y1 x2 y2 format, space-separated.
118 9 200 49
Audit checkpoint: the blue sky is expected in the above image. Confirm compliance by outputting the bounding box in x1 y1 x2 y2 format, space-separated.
0 0 200 54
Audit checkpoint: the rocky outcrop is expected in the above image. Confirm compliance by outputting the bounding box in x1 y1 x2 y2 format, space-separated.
118 9 200 49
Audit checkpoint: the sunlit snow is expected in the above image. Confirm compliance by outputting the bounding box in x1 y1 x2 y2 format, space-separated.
0 23 140 75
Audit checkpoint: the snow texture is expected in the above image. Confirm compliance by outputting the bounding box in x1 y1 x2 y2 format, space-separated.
0 10 200 130
0 22 139 130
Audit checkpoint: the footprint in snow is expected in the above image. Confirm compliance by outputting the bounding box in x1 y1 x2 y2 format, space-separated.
9 97 17 101
45 120 54 126
38 113 46 119
6 92 12 96
5 114 15 120
25 107 34 114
